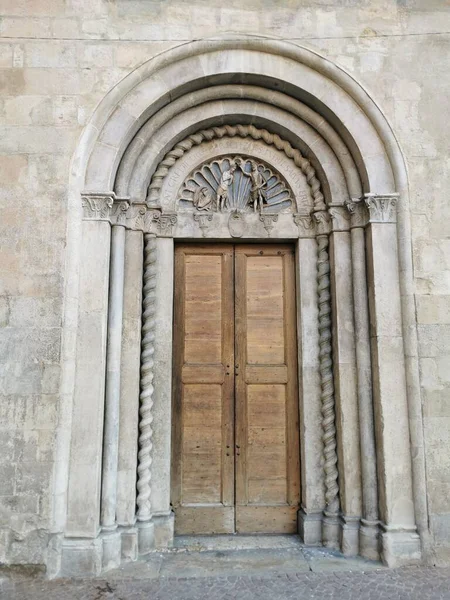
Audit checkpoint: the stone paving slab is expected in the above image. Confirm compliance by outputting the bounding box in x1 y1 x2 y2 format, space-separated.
3 567 450 600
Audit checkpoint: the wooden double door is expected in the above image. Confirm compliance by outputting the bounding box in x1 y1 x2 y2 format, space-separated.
172 243 300 534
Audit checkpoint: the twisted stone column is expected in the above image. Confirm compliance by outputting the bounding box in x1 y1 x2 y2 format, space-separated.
136 233 156 553
314 210 340 548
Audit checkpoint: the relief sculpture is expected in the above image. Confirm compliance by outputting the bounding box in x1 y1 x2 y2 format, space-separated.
178 156 293 215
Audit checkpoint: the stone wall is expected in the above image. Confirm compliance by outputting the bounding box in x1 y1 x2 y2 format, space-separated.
0 0 449 568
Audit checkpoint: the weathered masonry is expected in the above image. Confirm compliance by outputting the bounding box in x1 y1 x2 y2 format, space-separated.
4 35 433 577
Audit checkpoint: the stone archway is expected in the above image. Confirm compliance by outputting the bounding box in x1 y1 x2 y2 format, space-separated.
54 36 427 577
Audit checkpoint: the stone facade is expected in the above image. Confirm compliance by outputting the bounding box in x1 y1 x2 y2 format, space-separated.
0 0 449 577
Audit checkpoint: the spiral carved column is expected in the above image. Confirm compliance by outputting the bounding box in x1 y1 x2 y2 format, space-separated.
314 210 340 548
136 233 156 553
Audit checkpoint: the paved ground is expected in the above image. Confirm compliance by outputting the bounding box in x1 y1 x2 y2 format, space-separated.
2 536 450 600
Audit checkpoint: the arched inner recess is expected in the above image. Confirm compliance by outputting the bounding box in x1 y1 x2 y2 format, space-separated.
56 36 427 574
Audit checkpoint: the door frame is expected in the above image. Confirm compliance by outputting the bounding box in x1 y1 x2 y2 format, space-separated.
150 235 324 545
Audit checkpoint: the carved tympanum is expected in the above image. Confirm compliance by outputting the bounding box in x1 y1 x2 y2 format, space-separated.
178 156 293 214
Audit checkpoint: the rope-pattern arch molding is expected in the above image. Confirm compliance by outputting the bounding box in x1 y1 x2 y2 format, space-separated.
147 124 325 212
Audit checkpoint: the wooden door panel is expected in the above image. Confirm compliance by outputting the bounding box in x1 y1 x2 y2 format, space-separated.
172 244 235 534
173 243 300 536
235 506 298 534
235 245 300 534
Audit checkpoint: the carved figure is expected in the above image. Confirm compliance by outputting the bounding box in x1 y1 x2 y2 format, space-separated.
248 161 267 212
192 186 214 211
216 163 237 212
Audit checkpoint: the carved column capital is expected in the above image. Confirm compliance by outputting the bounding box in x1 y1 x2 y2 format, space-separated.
194 212 214 237
152 212 177 237
81 193 114 221
313 209 331 236
345 198 369 228
259 213 278 237
111 199 130 226
293 212 315 238
329 205 350 232
364 194 398 224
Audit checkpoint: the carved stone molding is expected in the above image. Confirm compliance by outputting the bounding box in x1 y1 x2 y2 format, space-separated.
81 193 114 220
146 124 325 213
345 198 368 228
364 194 398 224
293 212 314 238
329 205 350 232
193 212 214 237
259 213 279 237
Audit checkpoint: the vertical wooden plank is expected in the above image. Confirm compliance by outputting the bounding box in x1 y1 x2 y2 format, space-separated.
235 248 248 508
171 244 235 534
171 245 186 509
221 247 235 507
234 244 300 534
283 249 301 507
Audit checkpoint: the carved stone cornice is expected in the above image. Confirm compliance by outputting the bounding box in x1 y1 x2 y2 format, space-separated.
364 194 398 224
345 198 368 228
81 193 114 220
329 205 350 232
313 210 331 237
81 193 179 237
293 212 315 238
259 213 278 237
194 212 214 237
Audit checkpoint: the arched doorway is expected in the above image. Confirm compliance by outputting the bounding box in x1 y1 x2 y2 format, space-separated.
55 36 425 577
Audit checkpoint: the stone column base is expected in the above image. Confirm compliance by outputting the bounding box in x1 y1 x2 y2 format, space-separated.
359 519 380 561
137 520 155 555
120 526 138 561
153 513 174 548
298 508 322 545
60 537 103 577
381 526 421 567
101 529 122 571
322 512 340 549
340 515 360 556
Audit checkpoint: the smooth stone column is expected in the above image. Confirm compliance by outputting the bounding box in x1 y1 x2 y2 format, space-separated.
117 229 144 561
151 237 175 547
294 215 325 545
364 194 421 567
329 206 362 556
346 198 380 561
63 218 111 576
101 224 126 569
